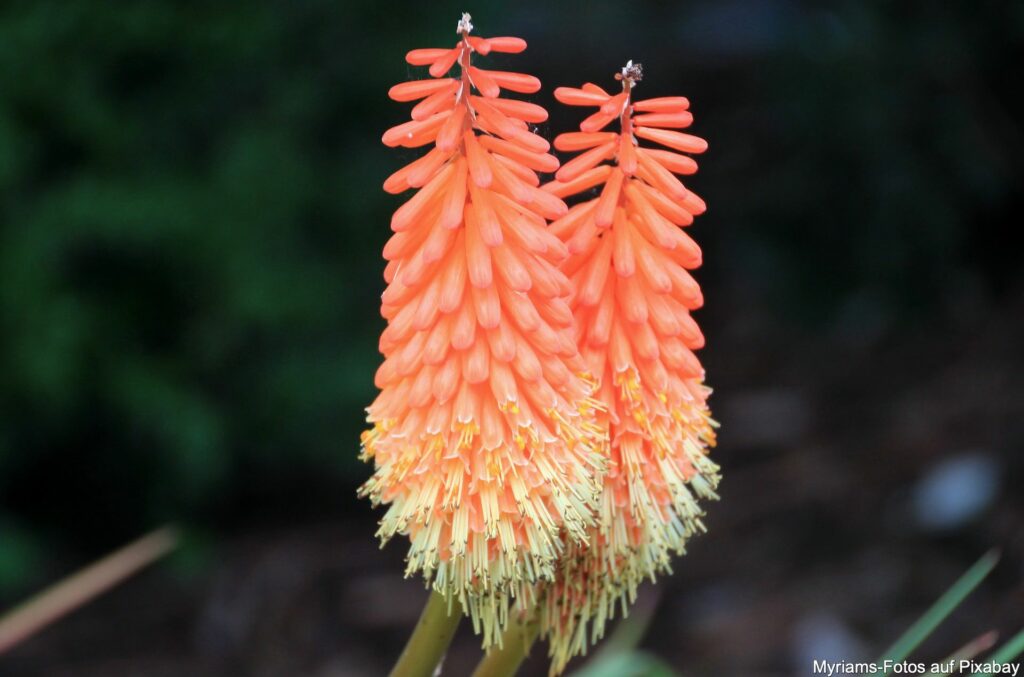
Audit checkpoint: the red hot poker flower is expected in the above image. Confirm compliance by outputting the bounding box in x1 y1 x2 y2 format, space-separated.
362 14 606 646
536 62 721 671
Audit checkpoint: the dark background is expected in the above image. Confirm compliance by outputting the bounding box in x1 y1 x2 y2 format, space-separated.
1 1 1022 675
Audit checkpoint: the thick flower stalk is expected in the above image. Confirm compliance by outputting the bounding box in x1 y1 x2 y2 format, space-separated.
535 63 721 671
361 14 606 646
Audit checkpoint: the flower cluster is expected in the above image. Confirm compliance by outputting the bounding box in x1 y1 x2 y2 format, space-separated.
361 15 606 645
534 64 720 672
365 14 718 671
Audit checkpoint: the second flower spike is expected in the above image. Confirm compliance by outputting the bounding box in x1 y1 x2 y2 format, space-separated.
537 63 721 671
363 15 607 647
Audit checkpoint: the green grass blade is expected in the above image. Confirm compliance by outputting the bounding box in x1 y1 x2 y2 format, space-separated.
971 627 1024 676
879 550 1000 674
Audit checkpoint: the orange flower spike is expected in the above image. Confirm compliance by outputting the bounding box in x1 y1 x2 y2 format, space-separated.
537 61 721 672
364 13 608 648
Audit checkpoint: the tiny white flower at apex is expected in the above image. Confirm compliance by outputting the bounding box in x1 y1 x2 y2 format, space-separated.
457 12 473 35
617 59 644 83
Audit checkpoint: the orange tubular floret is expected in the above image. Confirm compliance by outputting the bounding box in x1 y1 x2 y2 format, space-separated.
555 141 616 183
634 126 709 154
468 66 500 97
639 147 699 175
428 48 460 77
466 36 491 55
633 111 695 128
633 96 690 112
368 15 605 651
542 165 612 199
389 78 456 102
486 36 527 53
381 112 448 148
478 134 559 173
579 108 619 133
554 87 610 107
537 63 719 674
487 70 541 93
411 82 460 120
475 96 548 123
406 48 450 66
554 131 617 152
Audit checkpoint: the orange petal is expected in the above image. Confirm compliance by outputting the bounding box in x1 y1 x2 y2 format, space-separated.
436 106 467 152
640 147 698 175
554 87 609 107
579 108 618 134
469 67 500 98
542 165 612 200
555 141 615 183
611 208 635 277
437 235 467 312
407 147 453 188
438 158 468 229
664 262 703 309
492 244 533 292
468 185 504 247
594 169 624 227
487 71 541 94
600 93 627 115
478 135 559 173
466 36 491 55
464 207 493 288
391 162 455 231
646 292 681 337
547 200 597 241
616 273 648 324
450 300 477 350
423 315 452 365
633 233 672 293
487 323 516 363
382 112 447 147
472 283 501 329
554 131 618 152
634 127 708 154
464 131 492 188
632 180 693 226
493 154 540 187
681 189 707 216
475 96 548 123
633 111 694 129
411 81 459 120
588 280 615 345
618 134 638 175
432 357 460 402
428 48 461 78
582 82 611 97
406 48 450 66
485 37 527 53
462 339 489 384
578 234 612 306
635 150 688 201
389 78 456 102
632 96 690 112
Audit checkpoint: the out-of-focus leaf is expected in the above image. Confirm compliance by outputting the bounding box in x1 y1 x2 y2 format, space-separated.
879 551 1000 674
572 651 678 677
972 628 1024 677
926 631 998 676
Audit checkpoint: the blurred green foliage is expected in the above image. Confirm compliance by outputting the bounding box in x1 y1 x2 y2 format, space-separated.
0 1 403 592
1 0 1021 599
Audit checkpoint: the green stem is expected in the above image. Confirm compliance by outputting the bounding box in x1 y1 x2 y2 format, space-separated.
471 612 540 677
389 590 463 677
